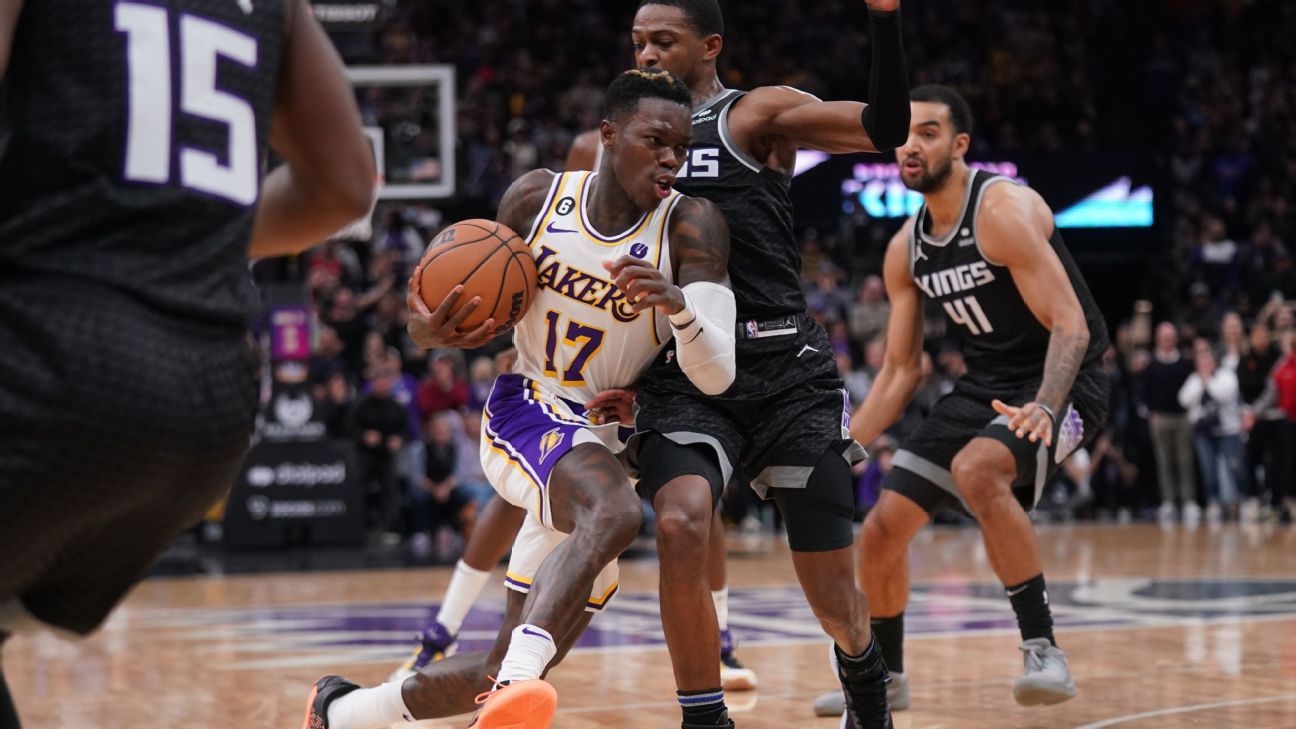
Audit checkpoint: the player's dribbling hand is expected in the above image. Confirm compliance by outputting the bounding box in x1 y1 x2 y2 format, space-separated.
991 399 1054 447
585 388 637 426
604 256 685 315
407 265 497 350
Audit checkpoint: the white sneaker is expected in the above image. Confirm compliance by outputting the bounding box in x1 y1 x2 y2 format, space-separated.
1241 498 1261 523
1157 501 1177 524
1183 501 1202 526
719 629 758 691
1013 638 1077 706
1205 501 1222 524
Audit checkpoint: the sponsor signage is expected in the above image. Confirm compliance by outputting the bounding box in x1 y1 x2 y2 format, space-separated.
224 440 365 549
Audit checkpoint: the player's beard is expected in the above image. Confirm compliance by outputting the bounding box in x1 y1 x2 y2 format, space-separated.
903 154 954 194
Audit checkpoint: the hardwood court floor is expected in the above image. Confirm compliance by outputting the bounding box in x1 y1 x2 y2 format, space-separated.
7 523 1296 728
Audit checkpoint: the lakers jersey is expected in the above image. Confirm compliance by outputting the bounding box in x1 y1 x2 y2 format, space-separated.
513 171 678 402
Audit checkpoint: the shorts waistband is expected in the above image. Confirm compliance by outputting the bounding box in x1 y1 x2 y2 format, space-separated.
736 313 806 339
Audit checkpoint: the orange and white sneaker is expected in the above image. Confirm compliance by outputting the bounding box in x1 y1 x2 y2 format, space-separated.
468 677 558 729
301 675 360 729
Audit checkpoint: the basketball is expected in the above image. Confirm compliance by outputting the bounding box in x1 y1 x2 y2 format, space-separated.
416 219 537 336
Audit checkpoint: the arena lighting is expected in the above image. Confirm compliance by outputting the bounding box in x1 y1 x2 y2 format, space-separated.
1053 177 1154 228
799 150 1155 229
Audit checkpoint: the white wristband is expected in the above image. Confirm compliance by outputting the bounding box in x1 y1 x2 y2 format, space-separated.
668 292 697 330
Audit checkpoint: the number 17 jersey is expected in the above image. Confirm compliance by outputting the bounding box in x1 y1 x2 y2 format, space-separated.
512 171 677 403
907 170 1108 392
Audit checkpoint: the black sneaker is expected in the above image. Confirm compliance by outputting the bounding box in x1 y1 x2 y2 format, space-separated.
833 645 893 729
683 717 735 729
301 675 360 729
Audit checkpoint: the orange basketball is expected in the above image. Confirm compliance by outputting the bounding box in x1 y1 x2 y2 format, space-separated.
416 219 537 336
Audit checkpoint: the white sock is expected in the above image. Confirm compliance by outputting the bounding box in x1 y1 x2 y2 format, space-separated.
496 624 557 684
435 559 492 634
712 587 729 632
326 680 414 729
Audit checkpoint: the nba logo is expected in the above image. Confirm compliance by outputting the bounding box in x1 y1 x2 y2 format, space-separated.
630 242 649 258
745 321 757 339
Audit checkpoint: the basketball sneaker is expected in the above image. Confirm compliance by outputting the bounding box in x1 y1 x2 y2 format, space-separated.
468 678 557 729
387 621 457 683
301 675 360 729
719 629 758 691
1012 638 1077 706
830 645 893 729
813 671 908 716
684 717 735 728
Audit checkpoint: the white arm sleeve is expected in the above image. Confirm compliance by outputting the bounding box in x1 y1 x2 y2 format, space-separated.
668 281 737 395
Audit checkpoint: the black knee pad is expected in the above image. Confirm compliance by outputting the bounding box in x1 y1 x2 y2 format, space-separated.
771 449 856 552
634 432 726 507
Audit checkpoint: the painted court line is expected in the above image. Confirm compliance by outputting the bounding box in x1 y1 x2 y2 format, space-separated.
1074 693 1296 729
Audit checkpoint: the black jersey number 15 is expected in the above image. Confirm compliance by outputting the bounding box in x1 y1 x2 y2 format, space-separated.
116 3 260 207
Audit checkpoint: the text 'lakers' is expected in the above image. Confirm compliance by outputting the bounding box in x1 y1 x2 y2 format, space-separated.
534 245 641 322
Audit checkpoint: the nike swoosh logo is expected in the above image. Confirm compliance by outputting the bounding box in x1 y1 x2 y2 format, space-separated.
521 626 552 641
546 222 577 235
1006 584 1030 597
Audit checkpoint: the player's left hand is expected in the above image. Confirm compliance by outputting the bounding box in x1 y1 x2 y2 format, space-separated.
866 0 900 12
604 256 685 315
991 399 1054 447
585 388 637 425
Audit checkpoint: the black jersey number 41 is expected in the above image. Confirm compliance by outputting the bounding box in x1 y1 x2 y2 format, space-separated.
944 295 996 335
116 3 260 207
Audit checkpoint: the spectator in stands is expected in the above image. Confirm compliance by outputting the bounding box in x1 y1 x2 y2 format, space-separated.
1239 322 1282 521
371 348 424 507
466 356 497 412
1218 312 1245 371
454 409 495 509
1144 322 1198 523
836 352 871 409
1183 282 1222 342
309 325 348 397
1189 216 1239 298
351 367 409 537
1179 339 1244 523
805 264 851 324
418 352 469 416
325 287 370 377
412 413 474 557
848 275 890 347
317 371 354 440
1249 332 1296 523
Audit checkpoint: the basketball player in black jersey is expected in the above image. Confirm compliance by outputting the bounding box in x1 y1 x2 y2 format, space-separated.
812 85 1110 718
0 1 373 726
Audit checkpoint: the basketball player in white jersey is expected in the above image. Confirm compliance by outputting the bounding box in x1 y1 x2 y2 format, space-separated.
303 69 736 729
377 117 756 699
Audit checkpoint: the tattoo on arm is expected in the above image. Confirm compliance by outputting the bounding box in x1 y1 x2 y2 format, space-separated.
670 199 731 287
495 169 554 240
1035 326 1089 414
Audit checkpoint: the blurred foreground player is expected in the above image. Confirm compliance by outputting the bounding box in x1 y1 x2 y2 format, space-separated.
812 85 1109 716
0 0 373 726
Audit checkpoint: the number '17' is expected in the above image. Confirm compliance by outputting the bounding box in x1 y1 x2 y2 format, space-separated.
543 311 604 385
